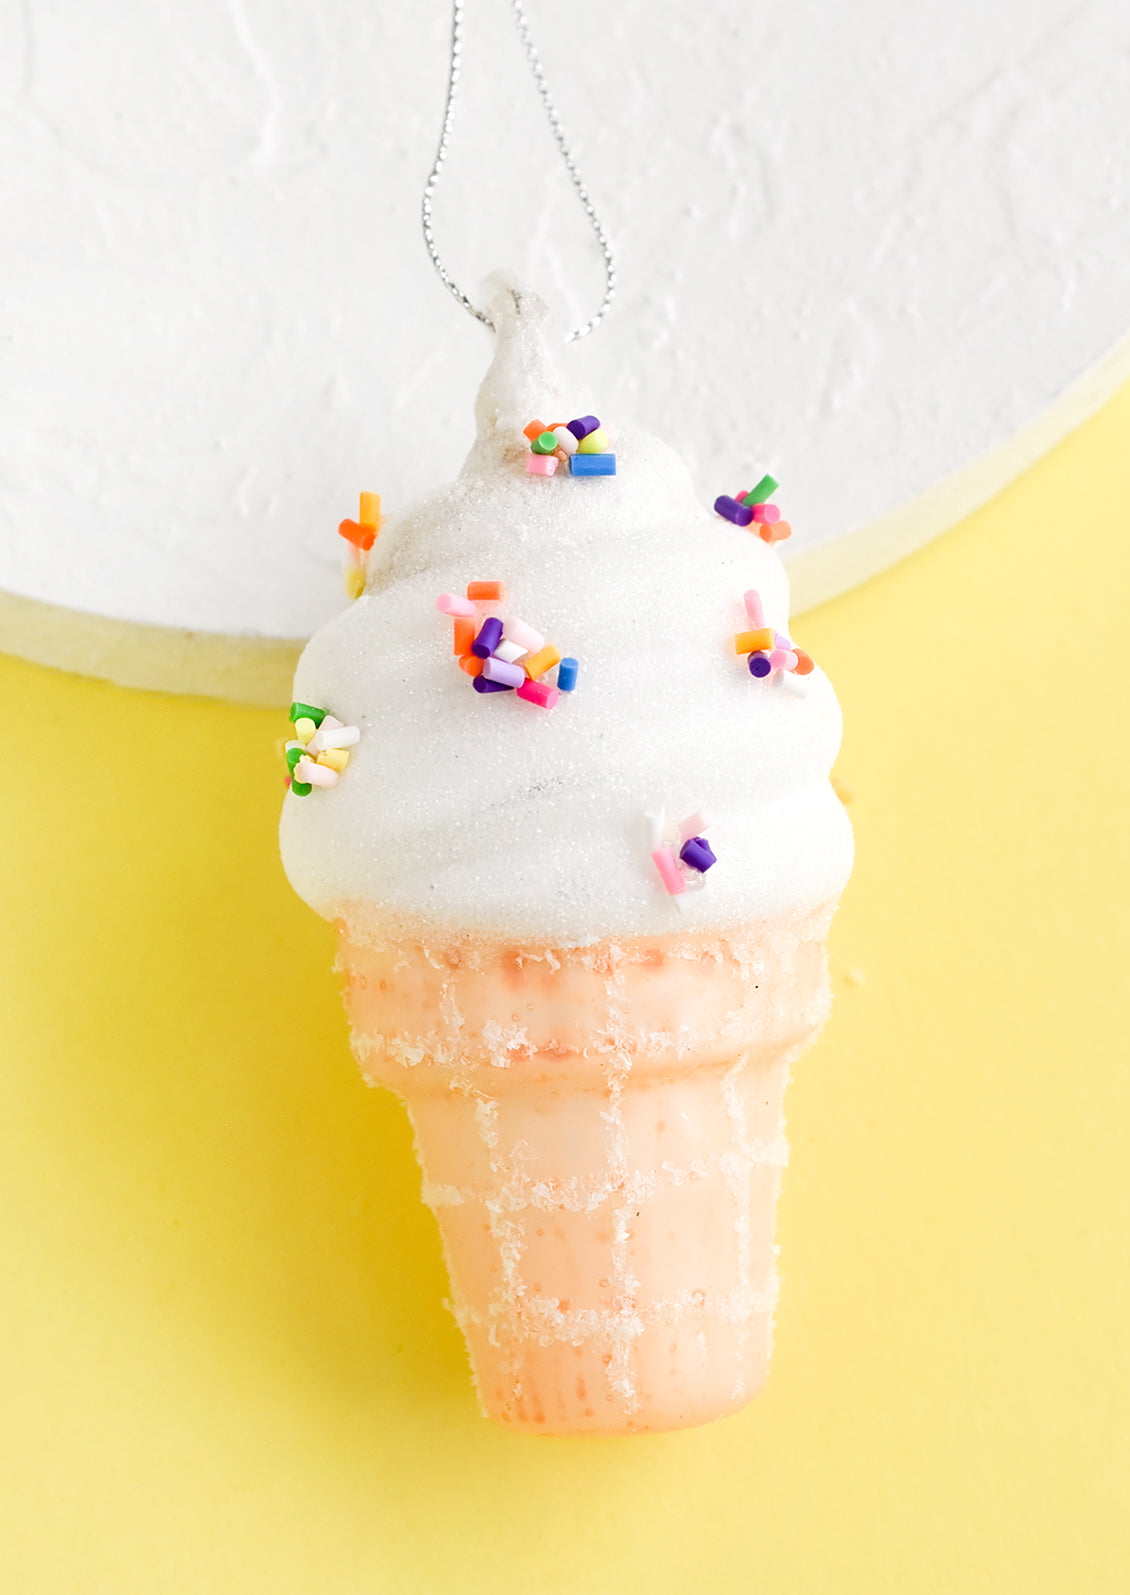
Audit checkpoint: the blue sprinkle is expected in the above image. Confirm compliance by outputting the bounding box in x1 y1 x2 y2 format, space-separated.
571 453 616 477
556 656 579 692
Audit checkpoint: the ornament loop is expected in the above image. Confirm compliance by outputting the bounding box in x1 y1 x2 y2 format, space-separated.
420 0 617 343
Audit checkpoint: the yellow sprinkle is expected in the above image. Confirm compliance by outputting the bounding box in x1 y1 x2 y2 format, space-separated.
523 643 562 680
294 716 317 744
577 427 610 454
317 748 350 773
359 491 381 527
734 628 774 655
345 567 366 600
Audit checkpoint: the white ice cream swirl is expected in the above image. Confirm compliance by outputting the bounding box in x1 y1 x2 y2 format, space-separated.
280 277 852 946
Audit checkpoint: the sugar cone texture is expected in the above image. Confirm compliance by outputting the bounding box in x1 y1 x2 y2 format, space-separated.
339 911 834 1435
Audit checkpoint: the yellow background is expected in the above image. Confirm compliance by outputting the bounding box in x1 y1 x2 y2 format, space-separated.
2 386 1128 1593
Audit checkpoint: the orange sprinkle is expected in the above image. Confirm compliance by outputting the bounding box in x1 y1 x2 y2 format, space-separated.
459 654 484 678
522 419 547 441
759 520 792 544
794 649 815 676
453 617 475 656
523 643 561 680
734 627 774 654
466 580 506 601
358 491 381 527
339 517 375 551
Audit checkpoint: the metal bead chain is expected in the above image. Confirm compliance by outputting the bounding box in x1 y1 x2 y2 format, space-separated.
421 0 617 342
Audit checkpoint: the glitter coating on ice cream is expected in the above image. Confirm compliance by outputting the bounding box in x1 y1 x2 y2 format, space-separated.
279 279 853 947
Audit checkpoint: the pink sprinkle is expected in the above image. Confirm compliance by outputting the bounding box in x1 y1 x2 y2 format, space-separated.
743 589 766 627
753 503 781 523
651 847 686 896
517 678 559 710
678 809 712 842
437 593 475 618
525 453 558 476
295 757 338 788
769 648 798 671
505 617 546 654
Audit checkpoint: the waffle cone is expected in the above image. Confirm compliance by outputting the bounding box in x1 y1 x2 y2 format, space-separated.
339 909 833 1435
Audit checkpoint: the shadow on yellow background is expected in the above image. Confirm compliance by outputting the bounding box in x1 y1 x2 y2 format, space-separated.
2 385 1128 1592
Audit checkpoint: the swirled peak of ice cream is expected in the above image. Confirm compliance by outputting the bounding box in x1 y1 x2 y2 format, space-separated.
280 276 852 947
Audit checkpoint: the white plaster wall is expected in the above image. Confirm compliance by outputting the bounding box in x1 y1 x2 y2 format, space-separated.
2 0 1129 647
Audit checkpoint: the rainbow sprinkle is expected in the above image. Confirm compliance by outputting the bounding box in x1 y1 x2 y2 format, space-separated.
522 415 617 477
736 591 815 693
284 702 361 795
337 492 382 599
646 805 718 898
714 473 792 544
437 583 578 709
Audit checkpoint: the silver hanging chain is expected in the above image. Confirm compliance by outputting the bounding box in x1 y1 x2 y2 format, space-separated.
421 0 617 342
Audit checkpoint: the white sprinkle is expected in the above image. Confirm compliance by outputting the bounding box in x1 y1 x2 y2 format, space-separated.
314 724 361 750
645 808 666 852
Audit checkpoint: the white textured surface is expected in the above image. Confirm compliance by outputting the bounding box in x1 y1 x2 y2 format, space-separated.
2 0 1129 641
279 281 852 945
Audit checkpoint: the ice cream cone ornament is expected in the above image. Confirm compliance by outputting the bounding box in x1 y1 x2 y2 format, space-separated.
280 1 850 1436
280 277 852 1433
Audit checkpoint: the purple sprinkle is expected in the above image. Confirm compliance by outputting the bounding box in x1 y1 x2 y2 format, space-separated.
482 656 525 689
567 414 601 441
679 836 717 873
473 675 513 694
714 495 754 527
748 652 772 678
471 616 504 658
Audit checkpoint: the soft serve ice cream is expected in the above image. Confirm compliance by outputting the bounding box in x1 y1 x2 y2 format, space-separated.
280 276 853 1435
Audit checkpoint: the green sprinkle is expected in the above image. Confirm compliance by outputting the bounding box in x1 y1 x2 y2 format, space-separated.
290 779 313 797
289 701 327 727
285 746 304 773
531 431 558 455
743 474 778 507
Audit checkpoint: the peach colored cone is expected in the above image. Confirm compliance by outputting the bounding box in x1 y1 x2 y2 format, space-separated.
339 909 834 1436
